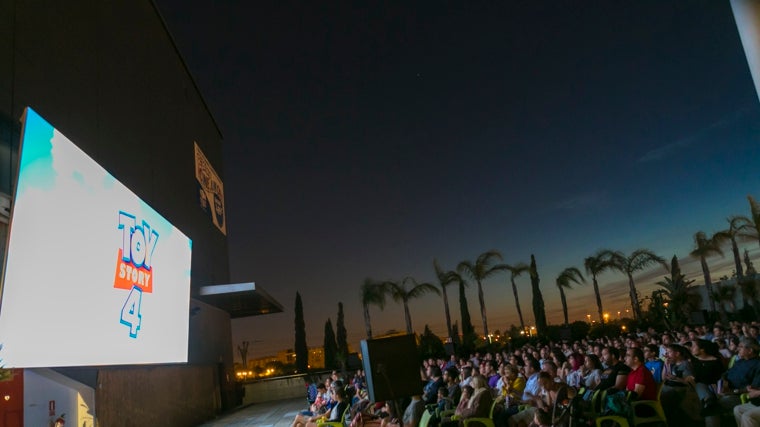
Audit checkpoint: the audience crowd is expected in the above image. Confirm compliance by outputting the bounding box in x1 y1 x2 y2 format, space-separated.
294 321 760 427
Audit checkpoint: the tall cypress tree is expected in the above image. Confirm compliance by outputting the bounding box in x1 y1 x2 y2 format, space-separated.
459 278 476 353
336 302 348 371
451 322 460 346
530 254 547 336
294 292 308 372
323 318 338 369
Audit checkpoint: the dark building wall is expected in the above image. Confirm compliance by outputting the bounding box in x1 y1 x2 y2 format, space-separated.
97 365 219 427
0 1 235 424
0 0 230 289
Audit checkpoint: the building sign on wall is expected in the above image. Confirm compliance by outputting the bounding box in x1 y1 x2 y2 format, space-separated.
0 107 192 368
194 142 226 235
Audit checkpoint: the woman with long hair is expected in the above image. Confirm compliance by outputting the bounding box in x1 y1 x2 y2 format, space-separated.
688 339 725 415
581 354 602 392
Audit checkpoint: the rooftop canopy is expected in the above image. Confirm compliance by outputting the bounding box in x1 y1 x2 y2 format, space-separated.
197 282 283 318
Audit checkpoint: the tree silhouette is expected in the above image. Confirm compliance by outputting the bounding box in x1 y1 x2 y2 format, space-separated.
419 324 446 359
718 216 752 279
555 267 585 326
690 231 724 314
529 254 547 336
323 318 337 369
584 250 616 324
336 302 348 372
503 263 530 330
712 283 736 321
457 250 506 338
655 255 699 327
385 277 440 334
456 272 476 353
294 292 308 372
607 249 668 320
360 278 387 339
744 195 760 247
434 259 459 340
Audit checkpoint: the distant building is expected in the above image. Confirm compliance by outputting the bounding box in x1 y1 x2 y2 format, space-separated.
242 344 354 374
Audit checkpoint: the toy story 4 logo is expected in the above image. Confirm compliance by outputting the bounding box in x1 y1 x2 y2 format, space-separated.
114 211 159 338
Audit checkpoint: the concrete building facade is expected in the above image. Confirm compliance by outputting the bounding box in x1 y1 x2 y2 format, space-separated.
0 1 269 425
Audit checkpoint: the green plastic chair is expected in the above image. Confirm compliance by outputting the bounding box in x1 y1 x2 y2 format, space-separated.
582 389 606 420
419 408 434 427
316 405 350 427
630 383 667 427
462 398 501 427
596 415 631 427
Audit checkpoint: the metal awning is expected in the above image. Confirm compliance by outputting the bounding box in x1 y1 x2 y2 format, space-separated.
196 282 283 318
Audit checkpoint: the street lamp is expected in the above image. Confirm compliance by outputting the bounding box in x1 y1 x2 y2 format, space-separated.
603 313 610 323
586 314 591 324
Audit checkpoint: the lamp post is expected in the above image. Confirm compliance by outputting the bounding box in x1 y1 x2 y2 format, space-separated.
603 313 610 323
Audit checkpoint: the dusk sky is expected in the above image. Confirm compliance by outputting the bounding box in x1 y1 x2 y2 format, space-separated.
156 1 760 359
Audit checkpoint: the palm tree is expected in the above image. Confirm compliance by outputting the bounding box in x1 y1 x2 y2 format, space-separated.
584 250 616 324
433 259 458 340
690 231 724 314
457 250 506 339
739 250 760 317
360 278 388 339
745 195 760 247
385 277 440 334
608 249 668 320
655 255 699 328
716 216 752 279
503 263 530 330
555 267 586 326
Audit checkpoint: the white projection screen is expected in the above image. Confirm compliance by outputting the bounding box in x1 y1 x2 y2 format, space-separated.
0 107 193 367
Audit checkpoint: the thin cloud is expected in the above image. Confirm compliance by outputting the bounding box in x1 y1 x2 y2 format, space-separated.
555 191 607 211
638 107 750 163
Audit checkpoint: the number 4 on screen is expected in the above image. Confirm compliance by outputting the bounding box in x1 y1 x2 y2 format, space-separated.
120 285 143 338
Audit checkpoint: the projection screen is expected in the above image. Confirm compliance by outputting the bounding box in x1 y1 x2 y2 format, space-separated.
0 107 192 367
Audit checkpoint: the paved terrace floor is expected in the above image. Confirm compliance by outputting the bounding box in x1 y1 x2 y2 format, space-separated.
197 398 307 427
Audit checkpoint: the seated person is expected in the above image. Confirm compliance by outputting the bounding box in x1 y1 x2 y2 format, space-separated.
387 395 425 427
508 372 566 427
437 387 455 413
531 408 552 427
718 338 760 414
444 366 462 405
292 386 349 427
643 344 664 384
442 385 473 424
301 383 329 416
442 375 493 427
359 401 396 427
624 347 656 401
501 364 526 404
733 384 760 427
597 347 630 392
